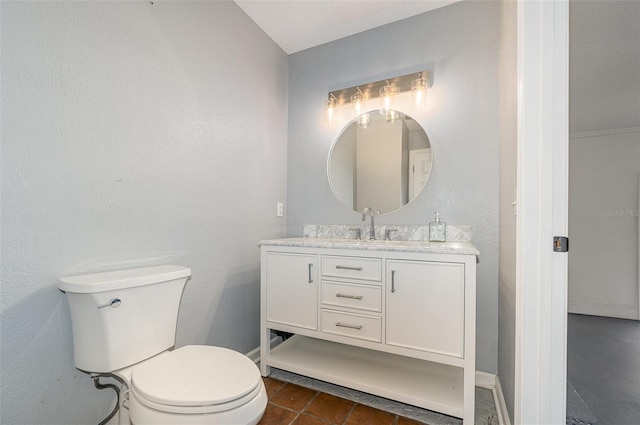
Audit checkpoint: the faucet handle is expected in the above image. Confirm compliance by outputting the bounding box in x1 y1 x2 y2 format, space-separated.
349 227 362 240
361 207 373 220
384 228 398 241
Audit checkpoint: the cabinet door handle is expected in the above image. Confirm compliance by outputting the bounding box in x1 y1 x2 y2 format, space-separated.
336 293 363 300
335 322 363 330
391 270 396 293
335 265 363 271
308 263 314 283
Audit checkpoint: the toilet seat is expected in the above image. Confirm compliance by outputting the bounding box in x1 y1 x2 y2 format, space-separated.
130 345 263 414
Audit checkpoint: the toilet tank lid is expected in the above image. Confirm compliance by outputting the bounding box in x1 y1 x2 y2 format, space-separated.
58 265 191 293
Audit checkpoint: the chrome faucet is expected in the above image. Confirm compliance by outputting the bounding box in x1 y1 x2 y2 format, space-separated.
361 207 376 240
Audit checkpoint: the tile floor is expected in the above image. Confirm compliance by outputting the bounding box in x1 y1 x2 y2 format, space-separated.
567 313 640 425
263 368 497 425
258 377 424 425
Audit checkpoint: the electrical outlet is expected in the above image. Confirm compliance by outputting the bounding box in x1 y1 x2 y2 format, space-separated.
276 202 284 217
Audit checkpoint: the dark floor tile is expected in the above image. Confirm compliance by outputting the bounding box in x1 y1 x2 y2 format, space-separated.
304 392 355 424
263 377 286 397
270 383 318 411
292 413 329 425
345 404 395 425
567 314 640 425
258 403 297 425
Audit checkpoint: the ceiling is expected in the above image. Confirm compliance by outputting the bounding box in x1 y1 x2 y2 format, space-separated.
235 0 639 135
234 0 461 54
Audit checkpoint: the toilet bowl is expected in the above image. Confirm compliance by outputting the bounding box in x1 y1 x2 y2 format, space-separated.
117 346 267 425
57 265 267 425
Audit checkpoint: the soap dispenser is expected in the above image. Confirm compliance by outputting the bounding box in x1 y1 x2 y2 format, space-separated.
429 212 446 242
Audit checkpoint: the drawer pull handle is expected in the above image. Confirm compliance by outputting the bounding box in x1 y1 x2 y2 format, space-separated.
336 265 363 271
391 270 396 293
308 263 314 283
335 322 363 330
336 293 363 300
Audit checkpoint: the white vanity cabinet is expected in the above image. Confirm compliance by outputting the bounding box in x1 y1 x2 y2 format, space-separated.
260 240 478 424
264 251 318 331
386 260 465 357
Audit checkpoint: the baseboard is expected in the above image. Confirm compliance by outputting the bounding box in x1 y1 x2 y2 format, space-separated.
570 126 640 139
569 302 639 320
474 372 511 425
493 375 512 425
476 370 496 389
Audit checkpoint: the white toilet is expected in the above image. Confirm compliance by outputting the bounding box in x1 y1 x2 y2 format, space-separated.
58 265 267 425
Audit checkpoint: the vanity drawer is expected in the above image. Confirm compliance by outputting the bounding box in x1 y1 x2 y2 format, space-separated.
321 281 381 312
321 256 382 282
321 309 381 343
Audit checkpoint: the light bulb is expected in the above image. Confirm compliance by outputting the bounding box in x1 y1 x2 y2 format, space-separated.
379 81 396 115
325 94 337 124
411 72 428 108
351 87 366 119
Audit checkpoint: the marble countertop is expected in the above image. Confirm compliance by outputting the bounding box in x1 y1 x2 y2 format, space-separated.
259 237 480 257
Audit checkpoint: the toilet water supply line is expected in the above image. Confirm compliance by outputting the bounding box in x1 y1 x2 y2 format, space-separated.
91 373 125 425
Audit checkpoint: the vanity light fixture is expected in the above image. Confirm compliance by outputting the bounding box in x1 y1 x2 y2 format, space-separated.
325 70 432 125
351 87 371 128
411 71 429 108
325 93 338 124
351 87 366 118
379 81 397 116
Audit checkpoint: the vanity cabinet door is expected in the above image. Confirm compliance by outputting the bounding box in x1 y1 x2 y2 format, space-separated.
386 260 465 358
265 252 318 330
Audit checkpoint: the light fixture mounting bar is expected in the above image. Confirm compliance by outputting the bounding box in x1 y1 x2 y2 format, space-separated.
328 70 431 105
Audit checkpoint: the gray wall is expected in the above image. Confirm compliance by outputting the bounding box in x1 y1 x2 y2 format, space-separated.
569 130 640 318
497 0 518 421
0 2 288 424
287 1 502 374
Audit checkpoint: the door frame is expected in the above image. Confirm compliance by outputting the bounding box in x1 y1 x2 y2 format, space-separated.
408 148 431 202
515 0 569 423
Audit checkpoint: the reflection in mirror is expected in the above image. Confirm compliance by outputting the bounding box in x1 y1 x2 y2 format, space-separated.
328 110 432 214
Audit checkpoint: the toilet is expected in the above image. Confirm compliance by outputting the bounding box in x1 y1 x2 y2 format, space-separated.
58 265 267 425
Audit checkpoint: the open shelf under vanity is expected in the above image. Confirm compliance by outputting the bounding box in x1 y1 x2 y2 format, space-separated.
267 334 464 418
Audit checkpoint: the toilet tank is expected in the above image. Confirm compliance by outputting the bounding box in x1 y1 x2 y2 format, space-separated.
58 265 191 373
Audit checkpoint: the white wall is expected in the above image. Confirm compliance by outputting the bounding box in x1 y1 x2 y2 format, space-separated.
569 1 640 135
569 129 640 319
286 1 501 374
0 2 288 424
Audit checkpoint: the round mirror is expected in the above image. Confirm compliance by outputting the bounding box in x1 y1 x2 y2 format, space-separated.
327 110 432 214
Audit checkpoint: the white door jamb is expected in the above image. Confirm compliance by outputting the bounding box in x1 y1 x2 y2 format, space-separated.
515 0 569 423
